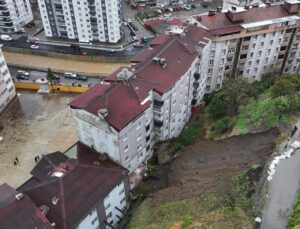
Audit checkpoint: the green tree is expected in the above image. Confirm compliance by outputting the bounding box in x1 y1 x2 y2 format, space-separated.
222 78 252 115
271 78 295 98
47 68 55 83
46 68 55 91
207 91 227 119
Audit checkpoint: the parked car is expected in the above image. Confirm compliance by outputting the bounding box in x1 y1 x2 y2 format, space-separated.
79 51 87 56
141 37 148 42
64 72 77 79
127 18 132 23
0 35 13 41
70 44 81 51
17 70 29 76
30 36 39 41
76 75 88 81
191 4 197 9
132 25 138 31
130 31 135 36
106 49 116 53
132 36 138 41
133 42 144 48
16 74 29 80
183 4 191 10
30 44 39 49
53 74 60 80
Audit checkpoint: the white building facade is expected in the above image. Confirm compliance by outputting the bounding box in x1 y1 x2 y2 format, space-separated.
193 1 300 93
0 45 15 114
0 0 33 33
37 0 123 43
70 30 210 187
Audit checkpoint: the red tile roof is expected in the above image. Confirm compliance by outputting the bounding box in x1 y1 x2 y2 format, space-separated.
149 34 170 47
196 5 295 30
19 146 128 229
69 80 153 131
70 26 210 130
130 48 156 63
0 183 53 229
134 37 198 94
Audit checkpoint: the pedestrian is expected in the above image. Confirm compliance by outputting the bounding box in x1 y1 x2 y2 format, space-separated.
34 156 38 163
14 157 19 165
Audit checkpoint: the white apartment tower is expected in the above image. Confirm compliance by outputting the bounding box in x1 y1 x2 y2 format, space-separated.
37 0 123 43
0 45 15 113
0 0 33 33
69 25 210 187
193 0 300 93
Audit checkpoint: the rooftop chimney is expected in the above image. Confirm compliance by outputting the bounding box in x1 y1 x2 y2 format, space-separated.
208 10 216 16
226 6 246 22
98 108 108 119
283 0 300 13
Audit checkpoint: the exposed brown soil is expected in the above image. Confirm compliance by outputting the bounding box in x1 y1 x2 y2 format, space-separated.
144 128 280 206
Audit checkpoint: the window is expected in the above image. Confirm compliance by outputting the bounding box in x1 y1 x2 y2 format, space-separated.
105 203 111 210
107 212 112 218
137 133 142 141
119 189 125 195
123 133 127 141
136 121 141 129
125 155 129 162
124 145 128 152
209 60 214 65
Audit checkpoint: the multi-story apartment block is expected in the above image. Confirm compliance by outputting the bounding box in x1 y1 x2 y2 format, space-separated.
69 25 210 186
37 0 123 43
193 0 300 93
0 45 15 114
0 0 33 33
18 143 130 229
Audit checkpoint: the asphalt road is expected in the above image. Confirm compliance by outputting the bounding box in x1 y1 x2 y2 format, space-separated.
0 34 152 58
9 66 103 86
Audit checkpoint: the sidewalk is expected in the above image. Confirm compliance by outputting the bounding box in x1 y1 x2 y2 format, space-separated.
261 118 300 229
3 51 127 76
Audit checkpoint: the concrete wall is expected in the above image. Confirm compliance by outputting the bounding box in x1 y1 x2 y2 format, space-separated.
2 46 130 64
14 82 89 93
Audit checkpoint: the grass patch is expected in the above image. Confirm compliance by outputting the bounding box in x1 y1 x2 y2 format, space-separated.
287 192 300 228
169 115 205 151
127 168 259 228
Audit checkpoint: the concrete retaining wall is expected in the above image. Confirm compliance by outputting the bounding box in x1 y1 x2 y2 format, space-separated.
14 82 88 93
2 46 130 63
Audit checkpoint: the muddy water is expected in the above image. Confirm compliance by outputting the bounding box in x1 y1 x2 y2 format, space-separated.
261 121 300 229
0 90 78 188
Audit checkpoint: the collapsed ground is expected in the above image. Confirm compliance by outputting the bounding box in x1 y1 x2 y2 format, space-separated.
128 129 280 228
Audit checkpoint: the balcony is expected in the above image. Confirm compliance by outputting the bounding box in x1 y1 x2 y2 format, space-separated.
194 72 200 80
153 100 163 107
154 120 163 128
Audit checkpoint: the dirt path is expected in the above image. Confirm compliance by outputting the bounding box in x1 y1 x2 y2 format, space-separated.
3 51 127 75
145 129 280 206
0 91 77 188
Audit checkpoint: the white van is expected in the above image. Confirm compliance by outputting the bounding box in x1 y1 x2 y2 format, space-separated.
0 35 13 41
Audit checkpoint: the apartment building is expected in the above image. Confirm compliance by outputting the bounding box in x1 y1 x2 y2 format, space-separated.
0 183 54 229
18 143 130 229
193 0 300 93
0 0 33 33
70 25 210 186
37 0 123 43
0 45 15 114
